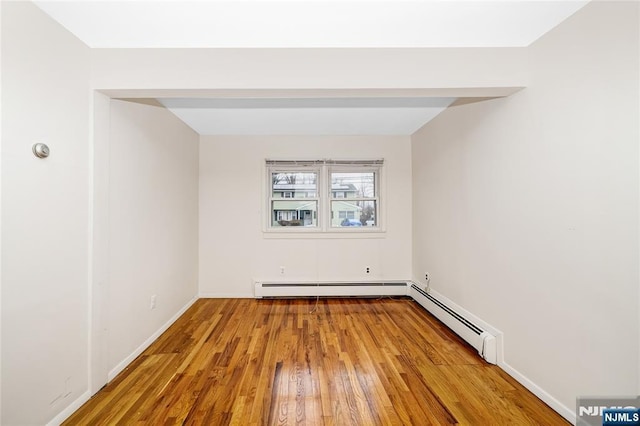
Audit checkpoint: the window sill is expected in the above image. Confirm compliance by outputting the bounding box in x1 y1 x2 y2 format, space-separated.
263 228 386 239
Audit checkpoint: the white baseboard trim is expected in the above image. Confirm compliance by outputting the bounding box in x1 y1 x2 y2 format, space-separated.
107 297 197 382
499 360 575 424
46 390 91 426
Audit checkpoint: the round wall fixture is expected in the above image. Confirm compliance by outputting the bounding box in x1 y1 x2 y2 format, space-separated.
32 143 50 158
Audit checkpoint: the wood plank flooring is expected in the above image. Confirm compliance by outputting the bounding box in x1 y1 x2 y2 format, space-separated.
64 298 569 425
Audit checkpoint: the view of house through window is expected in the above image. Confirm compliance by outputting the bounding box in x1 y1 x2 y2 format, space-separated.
271 171 318 227
267 160 382 231
330 171 377 227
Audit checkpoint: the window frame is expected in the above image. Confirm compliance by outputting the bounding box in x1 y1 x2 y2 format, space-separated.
265 159 383 234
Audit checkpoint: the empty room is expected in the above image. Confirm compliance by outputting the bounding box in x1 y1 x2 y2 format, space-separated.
1 1 638 425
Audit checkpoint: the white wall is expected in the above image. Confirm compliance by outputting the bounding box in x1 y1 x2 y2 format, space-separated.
1 2 91 424
199 136 412 296
1 3 4 421
107 100 199 375
411 1 639 420
91 48 527 95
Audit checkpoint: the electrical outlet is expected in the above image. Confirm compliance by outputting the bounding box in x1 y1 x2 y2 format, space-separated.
280 266 285 274
150 295 157 310
366 267 370 274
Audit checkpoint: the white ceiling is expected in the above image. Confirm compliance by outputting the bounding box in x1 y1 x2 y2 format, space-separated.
35 1 587 49
34 0 588 135
158 97 456 135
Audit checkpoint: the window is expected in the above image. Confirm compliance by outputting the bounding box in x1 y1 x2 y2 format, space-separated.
270 170 319 227
330 170 377 228
266 159 382 231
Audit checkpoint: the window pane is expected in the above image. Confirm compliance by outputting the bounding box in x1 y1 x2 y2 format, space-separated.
331 200 377 227
331 172 375 198
272 172 317 198
272 200 318 227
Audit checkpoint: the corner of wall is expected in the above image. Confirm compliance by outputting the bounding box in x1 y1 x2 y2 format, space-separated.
106 99 200 378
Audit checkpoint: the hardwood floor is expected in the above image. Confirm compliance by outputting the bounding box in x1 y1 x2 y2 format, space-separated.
64 298 569 425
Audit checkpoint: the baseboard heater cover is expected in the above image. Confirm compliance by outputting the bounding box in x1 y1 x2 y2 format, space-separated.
409 284 497 364
254 280 409 298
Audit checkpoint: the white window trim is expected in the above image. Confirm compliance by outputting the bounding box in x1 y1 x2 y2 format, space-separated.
264 159 384 236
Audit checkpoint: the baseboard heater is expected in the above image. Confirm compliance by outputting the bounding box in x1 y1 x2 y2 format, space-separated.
409 283 497 364
254 280 409 298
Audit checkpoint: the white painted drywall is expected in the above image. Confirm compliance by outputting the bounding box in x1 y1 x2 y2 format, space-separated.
90 48 528 93
0 2 4 423
199 136 412 296
411 1 639 418
1 2 91 425
107 99 199 373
